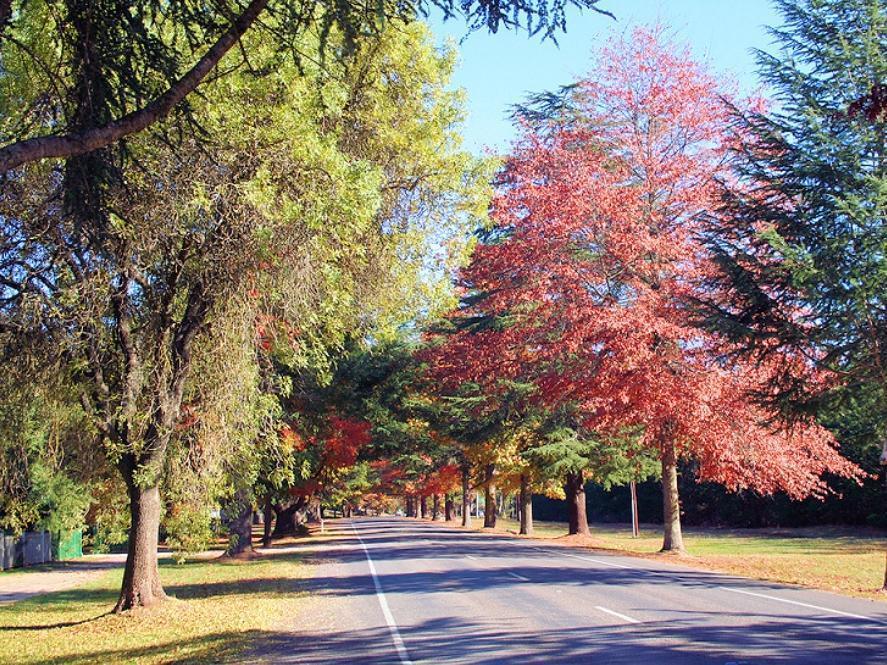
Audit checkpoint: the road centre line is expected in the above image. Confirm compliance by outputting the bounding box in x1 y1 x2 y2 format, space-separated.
717 586 875 622
594 605 641 624
507 572 530 582
351 522 413 665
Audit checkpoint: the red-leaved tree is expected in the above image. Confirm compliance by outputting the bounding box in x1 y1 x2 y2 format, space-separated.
429 28 864 551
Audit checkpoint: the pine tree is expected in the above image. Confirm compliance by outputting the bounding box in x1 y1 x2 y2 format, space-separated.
698 0 886 587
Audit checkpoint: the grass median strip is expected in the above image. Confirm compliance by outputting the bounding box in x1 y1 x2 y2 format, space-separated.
0 550 309 664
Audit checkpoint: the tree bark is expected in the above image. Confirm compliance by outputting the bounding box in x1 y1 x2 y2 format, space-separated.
224 489 253 557
432 494 443 521
271 497 307 538
262 497 274 548
444 494 454 522
405 496 414 518
114 484 166 612
461 466 472 528
420 496 428 519
519 473 534 536
660 436 685 553
483 463 497 528
565 470 590 536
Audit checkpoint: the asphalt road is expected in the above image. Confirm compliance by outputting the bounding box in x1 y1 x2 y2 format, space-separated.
259 517 887 664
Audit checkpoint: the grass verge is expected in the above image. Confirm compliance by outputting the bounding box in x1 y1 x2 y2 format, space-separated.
0 549 308 664
482 518 887 601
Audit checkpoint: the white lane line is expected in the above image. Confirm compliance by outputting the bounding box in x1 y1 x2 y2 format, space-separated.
532 544 883 624
549 549 636 570
718 586 873 621
507 572 530 582
351 522 413 665
465 554 478 560
594 605 641 624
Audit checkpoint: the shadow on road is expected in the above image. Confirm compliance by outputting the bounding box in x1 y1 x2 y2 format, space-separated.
250 518 887 664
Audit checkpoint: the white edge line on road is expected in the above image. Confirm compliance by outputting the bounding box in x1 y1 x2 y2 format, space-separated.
552 549 635 570
507 572 530 582
594 605 641 624
465 554 477 560
351 522 413 665
717 586 873 622
528 543 882 624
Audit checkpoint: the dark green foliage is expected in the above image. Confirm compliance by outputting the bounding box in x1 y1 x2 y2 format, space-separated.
523 422 658 489
694 0 886 530
699 0 886 419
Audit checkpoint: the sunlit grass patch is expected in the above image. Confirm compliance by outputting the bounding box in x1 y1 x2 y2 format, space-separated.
0 551 308 664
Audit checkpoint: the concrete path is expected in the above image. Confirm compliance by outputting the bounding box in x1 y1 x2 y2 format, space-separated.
0 553 126 606
255 517 887 664
0 549 222 606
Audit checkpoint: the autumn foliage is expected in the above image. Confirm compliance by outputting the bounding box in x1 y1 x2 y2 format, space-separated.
426 28 864 546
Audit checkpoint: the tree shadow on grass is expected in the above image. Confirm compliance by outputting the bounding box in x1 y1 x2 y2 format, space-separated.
12 612 887 664
22 629 269 665
0 584 119 631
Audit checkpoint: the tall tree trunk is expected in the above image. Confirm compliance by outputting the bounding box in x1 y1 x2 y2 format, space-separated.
882 550 886 592
224 489 254 557
115 484 166 612
565 470 590 536
420 496 428 519
881 447 886 591
271 497 306 538
432 494 442 521
406 496 415 518
519 473 534 536
461 466 472 528
660 436 685 553
483 463 497 528
262 497 274 548
444 494 454 521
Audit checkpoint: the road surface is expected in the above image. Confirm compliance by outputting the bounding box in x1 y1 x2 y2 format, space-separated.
257 517 887 664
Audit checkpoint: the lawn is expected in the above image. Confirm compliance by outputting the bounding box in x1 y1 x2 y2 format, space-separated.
489 518 887 600
0 549 309 664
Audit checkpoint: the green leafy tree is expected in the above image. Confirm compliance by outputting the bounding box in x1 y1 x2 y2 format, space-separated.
0 371 94 537
697 0 886 587
1 18 487 609
0 0 611 172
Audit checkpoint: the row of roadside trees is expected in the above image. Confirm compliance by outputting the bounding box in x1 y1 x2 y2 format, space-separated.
355 0 885 590
1 0 884 612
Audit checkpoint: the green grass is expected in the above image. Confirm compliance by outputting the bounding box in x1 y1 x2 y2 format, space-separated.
0 550 309 664
491 518 887 600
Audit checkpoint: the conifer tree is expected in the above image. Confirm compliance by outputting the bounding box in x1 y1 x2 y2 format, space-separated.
698 0 886 586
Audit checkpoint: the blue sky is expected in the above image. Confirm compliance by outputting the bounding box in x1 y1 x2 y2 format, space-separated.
429 1 783 153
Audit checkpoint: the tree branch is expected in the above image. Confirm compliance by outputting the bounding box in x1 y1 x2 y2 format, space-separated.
0 0 269 173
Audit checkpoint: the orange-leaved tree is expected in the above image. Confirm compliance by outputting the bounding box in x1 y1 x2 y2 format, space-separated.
428 28 864 551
